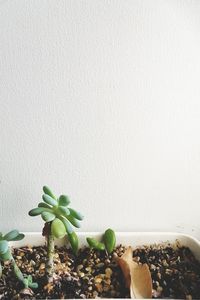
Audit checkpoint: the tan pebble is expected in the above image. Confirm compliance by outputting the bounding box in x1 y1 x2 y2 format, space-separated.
162 259 169 267
77 264 84 272
105 267 112 277
95 277 102 283
104 278 111 285
79 272 85 278
39 263 45 270
85 267 92 273
72 272 77 276
157 286 163 293
105 259 111 265
30 260 36 266
95 283 103 293
150 264 156 271
157 272 162 280
88 286 93 291
92 291 99 298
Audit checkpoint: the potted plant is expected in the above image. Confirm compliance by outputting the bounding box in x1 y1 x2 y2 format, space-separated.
0 186 200 299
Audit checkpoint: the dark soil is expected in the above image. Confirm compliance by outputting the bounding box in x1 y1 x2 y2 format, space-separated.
0 242 199 299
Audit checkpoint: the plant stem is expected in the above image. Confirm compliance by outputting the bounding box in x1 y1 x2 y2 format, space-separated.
46 232 55 279
11 256 25 283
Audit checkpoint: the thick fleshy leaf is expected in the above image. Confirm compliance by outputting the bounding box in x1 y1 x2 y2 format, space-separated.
0 240 9 255
1 249 12 261
13 233 25 241
59 217 73 234
29 282 38 289
43 186 57 200
13 262 24 281
38 202 51 209
68 208 84 221
42 194 58 207
58 195 70 206
86 237 105 251
117 246 152 298
68 232 79 255
57 206 70 217
3 230 19 241
41 211 55 222
67 214 81 228
0 232 3 240
29 207 46 216
51 218 66 238
103 228 116 254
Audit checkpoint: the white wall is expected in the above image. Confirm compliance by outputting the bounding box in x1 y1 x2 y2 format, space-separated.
1 0 200 238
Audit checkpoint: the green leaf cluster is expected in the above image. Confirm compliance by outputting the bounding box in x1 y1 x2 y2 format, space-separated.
29 186 84 253
0 230 25 261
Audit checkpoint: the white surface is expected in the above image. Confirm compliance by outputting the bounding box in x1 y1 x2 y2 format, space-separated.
1 1 200 237
11 232 200 262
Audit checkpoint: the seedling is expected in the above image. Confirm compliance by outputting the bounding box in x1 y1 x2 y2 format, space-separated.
87 228 116 253
29 186 83 278
0 230 38 290
103 228 116 254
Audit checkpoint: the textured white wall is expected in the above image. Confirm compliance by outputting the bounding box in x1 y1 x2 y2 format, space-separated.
1 0 200 238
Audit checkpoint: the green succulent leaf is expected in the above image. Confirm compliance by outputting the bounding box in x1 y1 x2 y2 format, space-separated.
29 207 46 216
41 211 56 222
29 282 38 289
59 217 73 234
67 214 81 228
51 218 66 238
0 240 9 255
103 228 116 254
42 194 58 207
68 208 84 221
13 234 25 241
3 230 20 241
13 263 24 281
86 237 105 251
38 202 52 209
68 232 79 255
58 195 70 206
0 249 12 261
43 186 57 200
57 206 70 217
0 233 3 240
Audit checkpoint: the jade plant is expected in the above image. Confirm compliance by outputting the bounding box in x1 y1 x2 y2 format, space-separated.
28 186 83 278
0 230 38 290
87 228 116 253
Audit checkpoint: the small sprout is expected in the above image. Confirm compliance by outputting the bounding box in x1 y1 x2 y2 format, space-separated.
86 228 116 253
0 230 38 290
103 228 116 254
28 186 84 279
86 237 105 251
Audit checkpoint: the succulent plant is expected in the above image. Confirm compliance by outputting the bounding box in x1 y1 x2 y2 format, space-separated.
0 230 38 289
29 186 83 278
86 228 116 253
